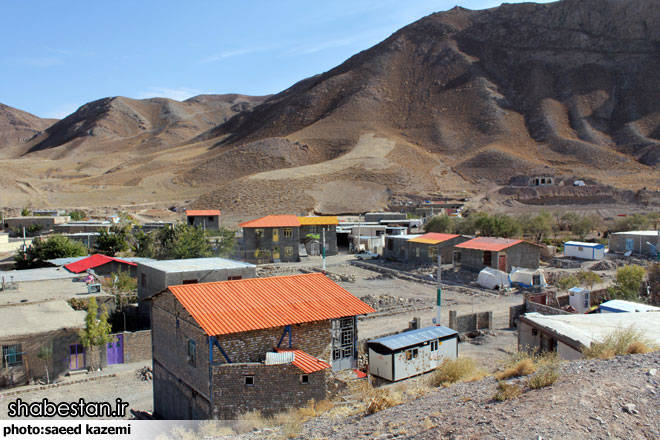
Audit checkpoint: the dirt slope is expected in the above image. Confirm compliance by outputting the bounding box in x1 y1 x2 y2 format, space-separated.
0 103 56 149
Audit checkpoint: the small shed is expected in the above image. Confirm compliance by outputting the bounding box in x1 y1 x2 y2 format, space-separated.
510 267 546 288
564 241 605 260
599 300 660 313
477 267 511 290
367 326 458 382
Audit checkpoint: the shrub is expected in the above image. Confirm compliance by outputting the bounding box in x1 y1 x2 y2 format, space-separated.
527 363 559 389
429 357 485 387
67 210 86 221
494 358 536 380
608 265 646 301
493 381 522 401
555 274 579 290
583 326 659 359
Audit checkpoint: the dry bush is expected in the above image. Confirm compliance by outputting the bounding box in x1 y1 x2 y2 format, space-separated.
583 326 659 359
365 391 400 415
493 381 523 401
494 358 536 380
527 364 559 389
235 410 271 434
429 357 486 387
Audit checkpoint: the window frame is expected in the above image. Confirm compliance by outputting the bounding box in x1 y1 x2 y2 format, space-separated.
3 344 22 368
187 340 196 367
245 375 255 386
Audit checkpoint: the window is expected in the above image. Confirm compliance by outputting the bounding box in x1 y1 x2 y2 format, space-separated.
300 375 309 385
208 216 214 222
284 246 293 257
430 340 439 351
3 345 22 367
272 228 279 242
182 279 198 285
405 348 419 361
578 246 584 252
483 251 492 266
625 239 634 251
387 239 393 251
228 276 242 281
141 273 147 288
245 375 254 386
187 340 196 367
428 247 437 259
309 226 317 233
255 229 264 238
415 248 420 258
283 228 292 237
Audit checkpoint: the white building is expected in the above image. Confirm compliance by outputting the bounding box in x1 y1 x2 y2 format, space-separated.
563 241 605 260
599 300 660 313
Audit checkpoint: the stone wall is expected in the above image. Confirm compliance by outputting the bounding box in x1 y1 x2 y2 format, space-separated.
447 310 493 333
242 227 300 263
121 330 151 363
509 296 573 328
212 363 327 419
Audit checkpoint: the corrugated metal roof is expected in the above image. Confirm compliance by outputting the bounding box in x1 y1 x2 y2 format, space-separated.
239 215 301 228
368 326 457 351
408 233 459 245
599 300 660 313
275 348 331 373
186 209 221 216
455 237 524 252
138 257 254 273
167 273 375 336
298 216 339 225
64 254 137 274
265 351 295 365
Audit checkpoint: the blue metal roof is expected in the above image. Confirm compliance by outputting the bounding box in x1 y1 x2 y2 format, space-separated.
599 300 660 313
368 326 457 351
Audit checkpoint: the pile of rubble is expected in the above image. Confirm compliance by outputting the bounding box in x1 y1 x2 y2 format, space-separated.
589 259 618 271
360 294 431 312
137 366 152 381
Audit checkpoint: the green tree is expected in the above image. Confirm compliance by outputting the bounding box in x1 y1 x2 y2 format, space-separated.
555 274 579 290
609 265 646 301
577 271 602 290
611 214 650 233
131 227 155 258
67 210 86 221
647 263 660 306
93 225 129 257
79 297 113 369
20 206 31 216
520 211 553 243
573 215 599 240
37 345 53 384
208 227 236 258
424 215 454 234
156 223 211 260
473 212 521 238
14 235 87 269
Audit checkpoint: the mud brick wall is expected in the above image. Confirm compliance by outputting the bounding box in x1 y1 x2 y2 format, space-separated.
121 330 151 363
212 363 327 419
448 310 493 333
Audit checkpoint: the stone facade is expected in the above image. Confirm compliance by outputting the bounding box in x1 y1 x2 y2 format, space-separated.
460 242 540 273
151 290 332 420
242 226 300 264
122 330 151 363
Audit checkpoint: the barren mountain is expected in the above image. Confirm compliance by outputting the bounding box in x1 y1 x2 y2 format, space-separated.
0 103 56 148
3 0 660 216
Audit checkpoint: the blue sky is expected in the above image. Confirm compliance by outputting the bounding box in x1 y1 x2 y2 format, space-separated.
1 1 554 119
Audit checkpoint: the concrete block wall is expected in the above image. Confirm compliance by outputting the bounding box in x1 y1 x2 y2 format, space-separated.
153 361 212 420
242 227 300 263
121 330 152 363
212 363 327 419
448 310 493 333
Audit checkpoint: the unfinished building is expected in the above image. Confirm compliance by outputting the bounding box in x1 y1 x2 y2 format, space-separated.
298 216 338 256
186 209 221 230
150 273 375 419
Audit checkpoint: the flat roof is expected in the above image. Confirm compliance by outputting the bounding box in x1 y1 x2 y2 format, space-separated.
599 300 660 313
564 241 605 248
368 326 457 351
520 312 660 349
0 267 77 282
139 257 255 273
611 231 660 236
0 277 109 306
0 301 86 339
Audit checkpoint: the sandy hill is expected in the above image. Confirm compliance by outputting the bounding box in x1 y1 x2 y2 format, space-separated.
0 103 56 149
3 0 660 216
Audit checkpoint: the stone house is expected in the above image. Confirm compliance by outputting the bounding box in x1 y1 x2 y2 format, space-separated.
455 237 542 272
149 273 375 419
239 215 301 264
298 216 338 256
186 210 221 230
137 257 256 321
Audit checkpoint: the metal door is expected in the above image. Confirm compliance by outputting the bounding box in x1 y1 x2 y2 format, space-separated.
498 254 507 271
69 344 84 370
106 335 124 365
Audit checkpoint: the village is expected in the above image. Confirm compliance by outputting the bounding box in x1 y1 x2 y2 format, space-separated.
0 201 658 434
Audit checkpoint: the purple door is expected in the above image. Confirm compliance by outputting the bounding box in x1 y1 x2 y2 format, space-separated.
106 335 124 365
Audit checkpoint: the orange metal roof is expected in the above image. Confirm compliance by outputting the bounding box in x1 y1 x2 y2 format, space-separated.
408 233 459 244
455 237 524 252
275 348 331 373
167 273 375 336
298 216 339 225
186 209 221 217
239 215 301 228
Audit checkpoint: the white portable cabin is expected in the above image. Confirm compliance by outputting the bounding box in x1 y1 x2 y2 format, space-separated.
509 267 546 288
599 300 660 313
477 267 511 290
563 241 605 260
367 326 458 382
568 287 591 314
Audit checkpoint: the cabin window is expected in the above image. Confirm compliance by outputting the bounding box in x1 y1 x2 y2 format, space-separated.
244 375 254 386
300 375 309 385
272 229 279 242
2 345 22 367
405 348 419 361
578 246 584 252
283 228 292 237
428 247 437 259
187 340 196 367
430 340 439 351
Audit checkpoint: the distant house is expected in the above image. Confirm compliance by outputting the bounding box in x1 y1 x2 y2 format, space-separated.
364 212 407 223
518 312 660 360
455 237 542 272
563 241 605 260
407 233 470 265
64 254 138 277
150 273 375 419
3 216 69 235
239 215 301 263
54 220 112 234
298 216 338 256
599 300 660 313
186 210 221 230
608 231 660 257
383 235 421 260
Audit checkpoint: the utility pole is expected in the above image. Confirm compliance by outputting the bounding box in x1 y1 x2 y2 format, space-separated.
357 215 361 253
322 228 326 273
436 253 442 326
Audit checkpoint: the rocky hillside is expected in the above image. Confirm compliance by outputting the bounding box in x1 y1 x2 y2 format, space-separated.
0 103 56 148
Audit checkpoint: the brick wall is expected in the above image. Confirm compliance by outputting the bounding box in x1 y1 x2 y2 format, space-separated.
448 311 493 333
121 330 151 363
212 363 327 419
153 360 212 420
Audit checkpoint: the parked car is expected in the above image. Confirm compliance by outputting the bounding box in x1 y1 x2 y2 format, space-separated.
356 251 379 260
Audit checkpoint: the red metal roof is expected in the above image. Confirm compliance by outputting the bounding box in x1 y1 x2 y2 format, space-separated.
239 215 301 228
64 254 137 274
275 348 331 373
167 273 375 336
408 233 459 244
186 209 221 217
455 237 524 252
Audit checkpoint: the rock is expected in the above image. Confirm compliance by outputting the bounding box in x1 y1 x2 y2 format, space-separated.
622 403 638 415
647 368 657 376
